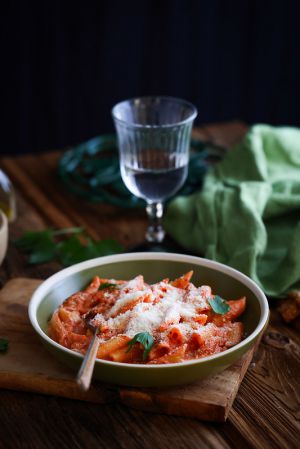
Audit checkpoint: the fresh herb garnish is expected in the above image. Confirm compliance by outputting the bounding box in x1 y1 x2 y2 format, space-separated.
0 337 9 353
14 228 123 267
98 282 117 290
126 332 154 361
208 295 230 314
14 230 57 264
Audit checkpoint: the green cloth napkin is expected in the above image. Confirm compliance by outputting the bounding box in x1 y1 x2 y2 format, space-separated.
164 124 300 296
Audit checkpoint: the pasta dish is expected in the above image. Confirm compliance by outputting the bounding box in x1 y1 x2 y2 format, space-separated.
48 271 246 364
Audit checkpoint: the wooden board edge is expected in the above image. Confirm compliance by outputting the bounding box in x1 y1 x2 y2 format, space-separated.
0 371 118 404
118 348 256 423
118 389 227 422
223 346 255 420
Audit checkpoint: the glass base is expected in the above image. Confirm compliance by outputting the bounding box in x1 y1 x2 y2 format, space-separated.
145 225 165 243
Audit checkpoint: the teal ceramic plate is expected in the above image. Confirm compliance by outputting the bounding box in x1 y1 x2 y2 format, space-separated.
28 253 269 387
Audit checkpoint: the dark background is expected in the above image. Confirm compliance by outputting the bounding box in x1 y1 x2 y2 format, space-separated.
1 0 299 154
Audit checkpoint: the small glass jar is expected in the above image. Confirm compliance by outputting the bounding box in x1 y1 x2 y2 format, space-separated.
0 169 16 222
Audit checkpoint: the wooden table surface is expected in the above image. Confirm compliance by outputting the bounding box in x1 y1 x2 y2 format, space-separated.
0 122 299 449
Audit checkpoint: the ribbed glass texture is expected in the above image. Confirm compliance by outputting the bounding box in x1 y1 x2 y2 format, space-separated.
112 96 197 203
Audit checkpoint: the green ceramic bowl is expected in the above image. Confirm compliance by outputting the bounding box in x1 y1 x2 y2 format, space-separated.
29 252 269 388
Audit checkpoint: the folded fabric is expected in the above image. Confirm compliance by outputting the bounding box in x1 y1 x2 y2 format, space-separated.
164 124 300 296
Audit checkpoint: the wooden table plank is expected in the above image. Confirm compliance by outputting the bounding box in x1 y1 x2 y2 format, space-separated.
0 122 299 449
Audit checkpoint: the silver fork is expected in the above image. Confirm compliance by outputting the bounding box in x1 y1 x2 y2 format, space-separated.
76 321 100 391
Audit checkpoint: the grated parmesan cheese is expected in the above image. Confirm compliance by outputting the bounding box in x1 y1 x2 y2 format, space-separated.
108 289 152 317
95 281 211 340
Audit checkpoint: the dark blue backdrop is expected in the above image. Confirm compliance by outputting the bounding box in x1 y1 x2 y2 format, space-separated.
1 0 299 154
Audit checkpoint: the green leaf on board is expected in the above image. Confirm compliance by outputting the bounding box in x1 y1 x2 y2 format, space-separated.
14 228 123 267
14 230 53 252
0 337 9 353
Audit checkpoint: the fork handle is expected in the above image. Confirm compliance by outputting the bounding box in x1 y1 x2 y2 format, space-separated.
76 331 100 391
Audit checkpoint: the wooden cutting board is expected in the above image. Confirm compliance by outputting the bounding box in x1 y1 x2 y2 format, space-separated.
0 278 255 422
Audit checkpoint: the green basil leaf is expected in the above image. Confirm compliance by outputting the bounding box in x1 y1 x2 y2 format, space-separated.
93 239 124 256
126 332 155 361
28 235 56 264
0 337 9 353
208 295 230 315
57 235 87 266
14 230 53 252
14 228 123 267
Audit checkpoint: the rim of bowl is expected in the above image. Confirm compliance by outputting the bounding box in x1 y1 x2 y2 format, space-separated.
29 252 269 370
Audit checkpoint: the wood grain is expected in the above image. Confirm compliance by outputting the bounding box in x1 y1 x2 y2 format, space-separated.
0 277 255 422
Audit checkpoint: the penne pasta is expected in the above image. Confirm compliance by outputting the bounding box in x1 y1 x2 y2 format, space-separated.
84 276 101 294
148 342 170 360
108 345 142 363
171 271 193 289
168 327 184 346
149 345 188 364
48 272 246 365
97 336 130 359
210 297 246 326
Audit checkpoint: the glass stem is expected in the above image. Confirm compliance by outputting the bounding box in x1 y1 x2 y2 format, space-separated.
145 202 165 243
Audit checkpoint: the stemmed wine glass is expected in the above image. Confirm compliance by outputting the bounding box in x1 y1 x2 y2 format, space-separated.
112 96 197 245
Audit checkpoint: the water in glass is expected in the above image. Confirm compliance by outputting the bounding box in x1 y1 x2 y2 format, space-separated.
121 150 188 202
